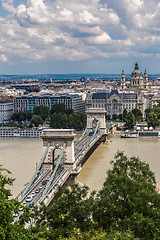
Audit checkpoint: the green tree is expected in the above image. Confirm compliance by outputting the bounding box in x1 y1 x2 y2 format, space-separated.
147 112 159 129
125 112 136 129
118 114 123 121
49 112 86 130
11 111 32 122
23 111 33 121
61 229 138 240
31 115 43 127
0 165 37 239
50 103 66 115
65 108 74 115
73 113 86 130
50 113 67 128
145 108 153 119
45 184 95 239
93 152 160 240
34 105 49 121
11 112 21 121
112 114 118 120
132 108 143 122
67 114 75 129
122 109 128 122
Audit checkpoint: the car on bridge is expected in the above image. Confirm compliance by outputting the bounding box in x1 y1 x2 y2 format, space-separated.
29 203 34 208
89 131 94 136
26 196 32 202
46 176 50 181
42 180 47 185
35 188 40 193
31 192 36 197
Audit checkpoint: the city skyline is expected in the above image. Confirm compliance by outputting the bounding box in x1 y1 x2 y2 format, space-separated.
1 0 160 74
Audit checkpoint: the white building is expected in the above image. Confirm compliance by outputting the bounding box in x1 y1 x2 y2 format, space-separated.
0 100 13 123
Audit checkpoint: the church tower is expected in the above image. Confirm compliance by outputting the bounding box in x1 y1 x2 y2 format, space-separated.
130 61 144 89
143 69 148 89
120 69 126 89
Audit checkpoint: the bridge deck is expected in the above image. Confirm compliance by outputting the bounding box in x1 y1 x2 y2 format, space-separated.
17 123 108 207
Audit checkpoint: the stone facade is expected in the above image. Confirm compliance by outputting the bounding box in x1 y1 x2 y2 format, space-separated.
41 129 76 165
85 62 150 118
120 61 148 90
86 90 146 118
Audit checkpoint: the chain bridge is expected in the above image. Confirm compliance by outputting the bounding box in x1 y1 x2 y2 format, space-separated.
17 109 109 207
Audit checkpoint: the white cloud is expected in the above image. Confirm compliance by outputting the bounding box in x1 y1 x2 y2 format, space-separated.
1 0 15 13
0 54 8 62
88 32 111 44
0 0 160 68
79 10 100 24
59 9 73 22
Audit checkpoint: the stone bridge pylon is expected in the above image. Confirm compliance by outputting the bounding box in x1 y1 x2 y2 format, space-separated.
85 108 107 133
41 129 76 170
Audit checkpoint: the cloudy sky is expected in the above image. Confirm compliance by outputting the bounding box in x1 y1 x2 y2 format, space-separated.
0 0 160 74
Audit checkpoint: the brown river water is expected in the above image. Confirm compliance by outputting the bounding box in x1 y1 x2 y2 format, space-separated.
0 134 160 197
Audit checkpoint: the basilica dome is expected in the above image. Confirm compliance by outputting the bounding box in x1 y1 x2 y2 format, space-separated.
131 61 142 77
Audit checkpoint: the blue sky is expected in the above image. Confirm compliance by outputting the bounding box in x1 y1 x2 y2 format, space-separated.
0 0 160 74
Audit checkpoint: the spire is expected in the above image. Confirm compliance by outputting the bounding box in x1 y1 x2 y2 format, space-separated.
135 61 139 70
120 69 125 89
143 69 148 89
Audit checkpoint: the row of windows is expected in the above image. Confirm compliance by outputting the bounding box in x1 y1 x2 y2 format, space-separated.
92 104 137 110
93 100 137 103
0 131 42 136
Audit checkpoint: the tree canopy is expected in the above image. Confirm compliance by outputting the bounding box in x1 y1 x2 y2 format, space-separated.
11 111 32 122
131 108 143 122
49 112 86 130
93 152 160 240
50 103 74 116
124 111 136 129
31 115 43 127
145 104 160 128
34 105 49 121
1 151 160 239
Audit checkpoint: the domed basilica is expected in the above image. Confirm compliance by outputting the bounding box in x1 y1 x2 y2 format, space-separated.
120 61 148 90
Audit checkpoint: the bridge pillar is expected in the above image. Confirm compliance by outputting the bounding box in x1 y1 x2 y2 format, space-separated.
41 129 76 165
86 108 106 133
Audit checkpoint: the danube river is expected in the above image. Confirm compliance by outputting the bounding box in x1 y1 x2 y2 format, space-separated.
1 134 160 197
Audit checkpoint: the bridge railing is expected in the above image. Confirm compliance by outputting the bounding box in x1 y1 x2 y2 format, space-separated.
38 143 66 203
18 169 51 202
18 142 50 201
75 116 91 146
75 131 103 166
75 120 100 158
44 168 70 206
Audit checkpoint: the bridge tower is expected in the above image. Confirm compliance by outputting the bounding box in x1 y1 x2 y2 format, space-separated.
41 129 76 168
86 108 106 133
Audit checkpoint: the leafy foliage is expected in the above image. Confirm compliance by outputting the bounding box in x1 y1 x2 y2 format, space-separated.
131 108 143 122
34 105 49 121
93 152 160 240
11 111 32 122
122 109 128 122
50 103 74 116
124 111 136 129
145 104 160 128
45 184 95 238
31 115 43 127
1 151 160 239
49 112 86 130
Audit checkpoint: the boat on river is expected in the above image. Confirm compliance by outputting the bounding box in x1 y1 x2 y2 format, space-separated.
120 129 160 138
0 128 43 137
